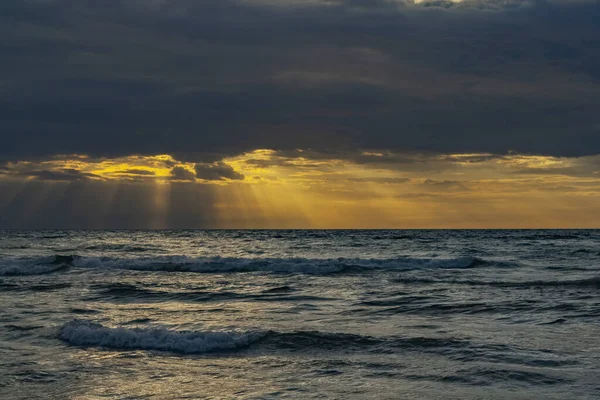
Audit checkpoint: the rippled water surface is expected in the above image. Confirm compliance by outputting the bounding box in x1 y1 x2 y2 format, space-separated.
1 230 599 399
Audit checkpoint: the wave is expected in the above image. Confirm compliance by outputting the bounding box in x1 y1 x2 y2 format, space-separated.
394 276 600 289
0 253 511 276
267 331 467 352
86 283 329 303
84 244 158 252
571 248 600 256
0 279 71 292
463 367 570 385
352 299 540 316
0 255 74 276
69 255 494 274
0 263 69 277
0 281 19 290
60 320 465 355
401 367 570 386
517 233 583 241
6 324 43 332
261 286 295 294
60 320 266 354
37 234 68 239
59 320 573 370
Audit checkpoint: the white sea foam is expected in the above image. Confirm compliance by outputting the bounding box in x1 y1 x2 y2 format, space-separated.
60 320 266 353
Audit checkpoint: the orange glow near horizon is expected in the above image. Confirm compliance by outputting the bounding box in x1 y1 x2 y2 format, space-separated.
1 149 599 228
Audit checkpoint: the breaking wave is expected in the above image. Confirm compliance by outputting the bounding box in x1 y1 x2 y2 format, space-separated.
60 320 465 355
0 255 72 276
60 320 266 354
60 320 571 370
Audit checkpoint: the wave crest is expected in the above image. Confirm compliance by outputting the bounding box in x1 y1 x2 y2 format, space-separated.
60 320 466 355
0 255 72 276
60 320 266 354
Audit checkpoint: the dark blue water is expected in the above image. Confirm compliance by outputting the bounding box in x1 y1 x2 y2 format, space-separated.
1 230 599 399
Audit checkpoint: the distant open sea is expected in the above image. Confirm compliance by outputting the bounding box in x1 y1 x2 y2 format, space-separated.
1 230 599 399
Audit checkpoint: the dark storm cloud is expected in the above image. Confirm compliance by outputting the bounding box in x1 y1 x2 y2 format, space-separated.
194 162 245 181
1 0 600 159
169 166 196 181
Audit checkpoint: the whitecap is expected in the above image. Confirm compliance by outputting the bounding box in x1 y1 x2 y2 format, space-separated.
60 320 266 354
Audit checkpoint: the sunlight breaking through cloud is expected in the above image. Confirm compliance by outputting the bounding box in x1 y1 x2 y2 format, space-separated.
1 150 599 228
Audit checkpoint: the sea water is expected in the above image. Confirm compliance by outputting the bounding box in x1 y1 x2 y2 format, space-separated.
0 230 599 399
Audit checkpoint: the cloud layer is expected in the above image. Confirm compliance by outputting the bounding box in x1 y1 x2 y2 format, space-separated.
1 0 599 161
1 149 599 228
1 0 599 228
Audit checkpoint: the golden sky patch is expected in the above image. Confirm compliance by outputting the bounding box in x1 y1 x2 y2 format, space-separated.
1 149 599 228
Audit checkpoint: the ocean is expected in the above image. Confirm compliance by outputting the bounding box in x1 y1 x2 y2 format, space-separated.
0 230 599 399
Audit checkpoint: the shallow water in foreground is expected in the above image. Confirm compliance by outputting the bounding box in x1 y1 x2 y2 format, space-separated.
1 230 599 399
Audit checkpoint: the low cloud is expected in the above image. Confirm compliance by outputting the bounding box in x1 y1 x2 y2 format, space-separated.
194 162 245 181
170 166 196 181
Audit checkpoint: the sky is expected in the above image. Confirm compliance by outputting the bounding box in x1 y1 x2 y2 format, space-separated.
1 0 600 228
